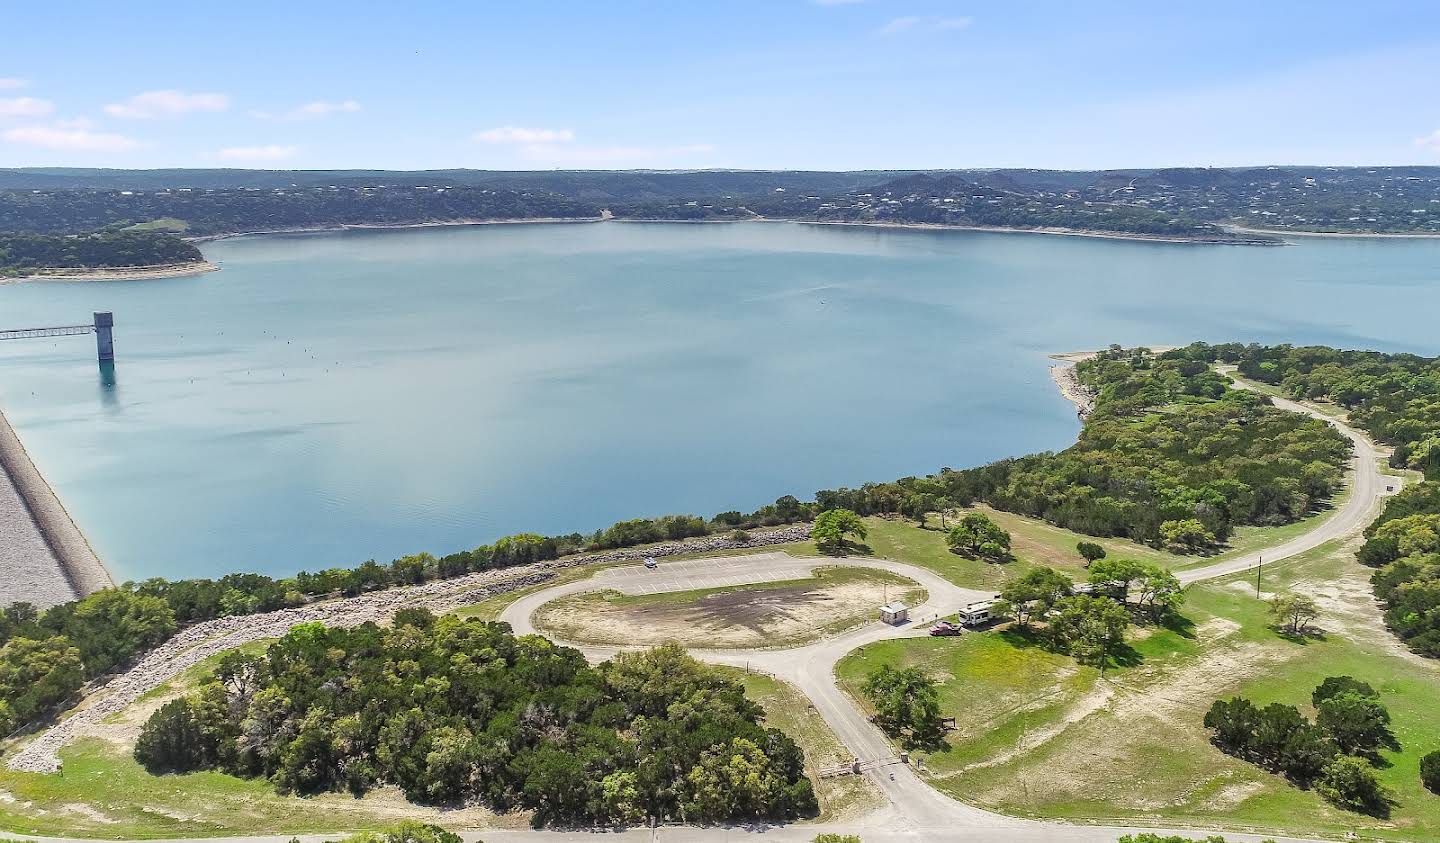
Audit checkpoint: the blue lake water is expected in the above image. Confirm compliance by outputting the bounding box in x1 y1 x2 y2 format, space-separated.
0 222 1435 583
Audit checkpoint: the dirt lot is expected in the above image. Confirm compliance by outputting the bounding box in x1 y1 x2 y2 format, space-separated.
534 566 927 649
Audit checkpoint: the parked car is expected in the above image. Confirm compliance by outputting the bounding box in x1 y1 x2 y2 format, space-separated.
644 557 658 569
929 620 961 636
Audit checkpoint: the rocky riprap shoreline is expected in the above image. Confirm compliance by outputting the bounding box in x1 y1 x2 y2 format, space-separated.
0 405 113 608
1049 362 1097 420
5 522 811 773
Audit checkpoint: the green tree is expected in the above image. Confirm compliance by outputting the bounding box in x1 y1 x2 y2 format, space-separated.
337 822 464 843
1046 595 1130 668
901 493 936 526
1316 692 1397 756
1204 697 1260 753
1312 675 1376 707
812 835 863 843
0 635 84 731
997 566 1072 627
1158 518 1217 552
1269 593 1320 636
1421 750 1440 794
684 737 787 821
946 512 1011 562
1131 564 1185 621
1316 755 1392 816
813 509 866 554
860 664 943 748
134 697 217 773
600 770 645 825
1372 513 1440 558
1086 558 1145 601
1076 541 1106 566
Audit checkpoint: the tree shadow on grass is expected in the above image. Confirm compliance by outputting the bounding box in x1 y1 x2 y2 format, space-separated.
996 626 1049 651
1270 624 1327 645
1107 641 1143 669
1158 611 1198 639
819 541 874 558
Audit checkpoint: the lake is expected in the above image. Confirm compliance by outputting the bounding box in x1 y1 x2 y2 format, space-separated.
0 221 1435 583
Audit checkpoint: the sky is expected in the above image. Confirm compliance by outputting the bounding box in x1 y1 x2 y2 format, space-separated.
2 0 1439 171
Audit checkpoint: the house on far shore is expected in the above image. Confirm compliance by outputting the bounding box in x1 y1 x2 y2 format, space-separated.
880 602 910 625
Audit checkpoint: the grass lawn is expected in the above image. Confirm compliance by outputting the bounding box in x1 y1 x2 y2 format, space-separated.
0 738 514 838
123 217 190 233
833 534 1440 841
713 667 884 822
533 566 926 649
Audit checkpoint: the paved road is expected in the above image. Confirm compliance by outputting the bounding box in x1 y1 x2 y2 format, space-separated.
9 376 1390 843
1174 377 1393 586
496 379 1393 842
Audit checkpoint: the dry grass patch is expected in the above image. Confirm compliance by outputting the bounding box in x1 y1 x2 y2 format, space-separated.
534 566 925 649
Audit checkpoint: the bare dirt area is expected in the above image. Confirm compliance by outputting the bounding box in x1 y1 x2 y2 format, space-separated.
958 617 1301 816
1294 534 1440 673
534 567 927 650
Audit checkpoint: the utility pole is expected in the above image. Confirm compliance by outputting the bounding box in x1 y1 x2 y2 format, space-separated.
1256 555 1263 599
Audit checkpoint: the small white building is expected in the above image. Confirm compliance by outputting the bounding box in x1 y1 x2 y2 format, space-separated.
880 602 910 625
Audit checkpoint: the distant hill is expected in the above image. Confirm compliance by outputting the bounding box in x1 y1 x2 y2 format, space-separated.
0 168 919 199
1 166 1436 237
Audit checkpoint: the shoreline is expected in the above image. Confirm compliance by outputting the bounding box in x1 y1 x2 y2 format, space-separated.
1224 224 1440 240
1047 359 1096 420
180 215 1279 247
0 402 114 604
780 218 1281 246
188 217 603 243
2 260 219 283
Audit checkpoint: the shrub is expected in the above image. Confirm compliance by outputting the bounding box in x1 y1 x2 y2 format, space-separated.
1312 675 1377 706
338 822 463 843
1421 750 1440 794
1316 755 1392 816
1076 541 1106 565
134 697 215 773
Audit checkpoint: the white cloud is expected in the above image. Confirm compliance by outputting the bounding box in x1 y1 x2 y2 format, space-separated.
877 16 921 35
475 126 576 144
0 97 55 119
0 78 29 90
877 15 972 35
216 144 299 162
2 126 139 151
295 99 361 118
104 90 229 119
1416 129 1440 154
253 100 362 121
54 117 94 130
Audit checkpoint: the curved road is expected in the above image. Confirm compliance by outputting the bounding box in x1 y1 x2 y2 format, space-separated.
9 375 1391 843
497 379 1391 842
